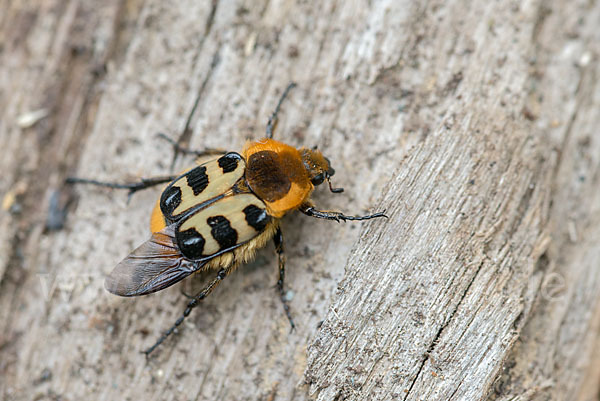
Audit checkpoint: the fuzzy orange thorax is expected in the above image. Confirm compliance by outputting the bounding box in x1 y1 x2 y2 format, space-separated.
243 139 314 218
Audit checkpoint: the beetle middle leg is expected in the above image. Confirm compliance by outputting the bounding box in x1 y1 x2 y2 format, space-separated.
156 133 226 159
273 227 295 331
143 266 234 357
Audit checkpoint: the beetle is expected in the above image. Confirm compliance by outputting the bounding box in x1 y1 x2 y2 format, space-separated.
68 83 386 356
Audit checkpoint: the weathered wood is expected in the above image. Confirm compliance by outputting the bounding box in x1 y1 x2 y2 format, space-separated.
1 0 599 400
488 2 600 399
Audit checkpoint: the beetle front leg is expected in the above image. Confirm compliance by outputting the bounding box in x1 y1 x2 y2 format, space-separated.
299 203 387 222
266 82 297 139
273 226 295 331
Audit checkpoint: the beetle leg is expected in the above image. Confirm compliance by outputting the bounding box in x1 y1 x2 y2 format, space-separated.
156 133 226 158
299 203 388 222
273 226 295 331
266 82 297 139
166 53 221 166
66 175 176 202
143 267 233 357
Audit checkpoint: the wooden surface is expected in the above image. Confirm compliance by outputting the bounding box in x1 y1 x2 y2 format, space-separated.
1 1 599 400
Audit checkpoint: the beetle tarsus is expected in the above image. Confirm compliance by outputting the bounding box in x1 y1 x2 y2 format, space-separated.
300 205 388 222
142 267 232 357
273 227 295 330
266 82 297 139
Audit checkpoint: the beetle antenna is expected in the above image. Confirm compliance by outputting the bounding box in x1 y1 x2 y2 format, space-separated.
327 177 344 193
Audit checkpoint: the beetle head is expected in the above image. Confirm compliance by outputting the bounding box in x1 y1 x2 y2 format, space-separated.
300 148 343 193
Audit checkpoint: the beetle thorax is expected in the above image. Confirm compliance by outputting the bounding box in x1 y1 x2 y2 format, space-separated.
243 139 313 217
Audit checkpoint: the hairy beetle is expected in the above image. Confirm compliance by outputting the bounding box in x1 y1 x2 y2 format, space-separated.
68 83 386 355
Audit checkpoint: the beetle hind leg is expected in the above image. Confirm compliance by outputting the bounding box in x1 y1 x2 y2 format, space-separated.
273 227 295 331
66 175 176 201
143 267 233 357
156 133 226 159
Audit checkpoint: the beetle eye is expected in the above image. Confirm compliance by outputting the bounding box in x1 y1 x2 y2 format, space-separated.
311 173 325 186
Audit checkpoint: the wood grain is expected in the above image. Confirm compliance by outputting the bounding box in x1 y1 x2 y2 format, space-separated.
1 0 599 400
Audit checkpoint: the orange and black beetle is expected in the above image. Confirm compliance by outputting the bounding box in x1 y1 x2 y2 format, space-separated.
68 83 386 355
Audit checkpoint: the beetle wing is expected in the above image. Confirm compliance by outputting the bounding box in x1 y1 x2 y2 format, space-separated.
160 152 246 221
105 225 203 296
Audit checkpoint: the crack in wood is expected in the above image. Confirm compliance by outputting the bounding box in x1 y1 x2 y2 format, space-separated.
403 260 486 400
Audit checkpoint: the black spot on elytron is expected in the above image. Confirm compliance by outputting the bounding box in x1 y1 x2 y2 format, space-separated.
161 185 182 217
186 166 209 196
218 152 242 173
207 215 237 250
177 227 206 259
243 204 270 232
